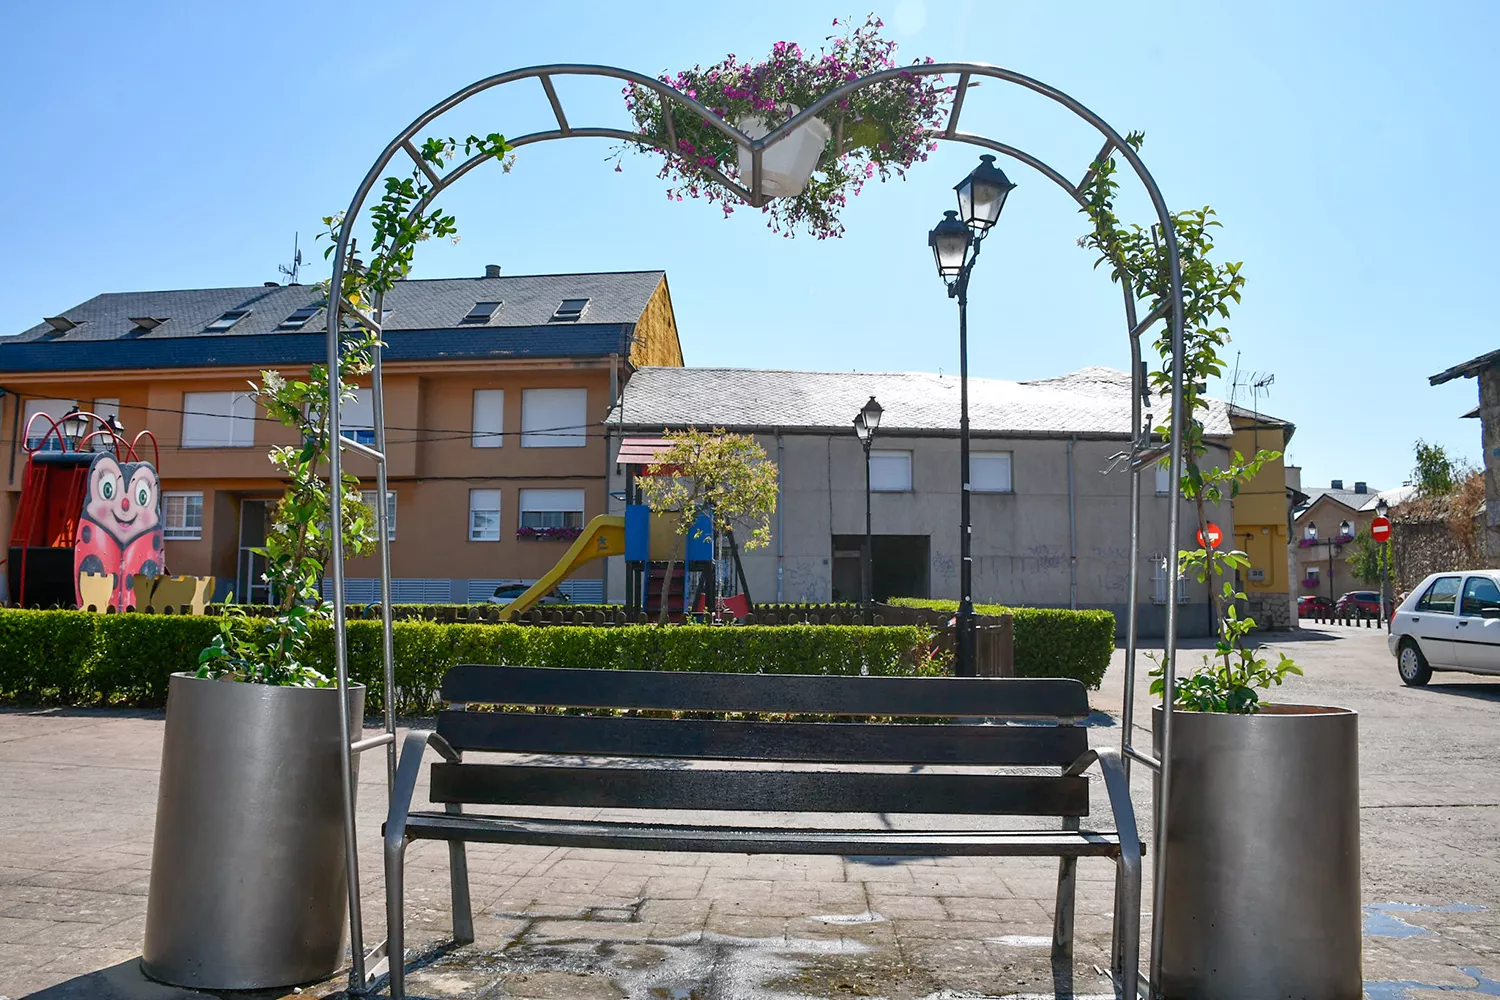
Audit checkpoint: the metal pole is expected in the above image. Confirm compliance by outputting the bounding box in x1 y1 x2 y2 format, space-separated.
1121 286 1143 786
956 254 976 678
370 292 397 795
863 437 874 625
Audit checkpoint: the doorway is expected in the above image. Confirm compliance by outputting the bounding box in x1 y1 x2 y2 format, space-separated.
831 534 931 602
238 499 273 605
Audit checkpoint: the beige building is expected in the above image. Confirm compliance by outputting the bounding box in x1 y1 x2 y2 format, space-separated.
0 269 683 604
1292 480 1409 604
606 366 1237 636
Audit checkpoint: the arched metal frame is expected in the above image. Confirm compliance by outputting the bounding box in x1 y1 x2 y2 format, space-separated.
322 62 1187 997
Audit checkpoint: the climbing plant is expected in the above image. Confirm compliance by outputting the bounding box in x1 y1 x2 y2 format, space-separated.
1079 136 1300 712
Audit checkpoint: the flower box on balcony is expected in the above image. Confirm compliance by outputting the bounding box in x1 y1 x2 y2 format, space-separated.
516 526 583 542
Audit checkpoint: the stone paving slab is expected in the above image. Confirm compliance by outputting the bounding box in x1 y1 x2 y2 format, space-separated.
2 622 1498 999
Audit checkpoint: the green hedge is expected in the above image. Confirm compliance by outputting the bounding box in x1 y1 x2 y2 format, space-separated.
0 608 935 712
887 599 1115 689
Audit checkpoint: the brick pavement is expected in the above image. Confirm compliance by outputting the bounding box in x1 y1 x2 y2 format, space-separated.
3 621 1498 998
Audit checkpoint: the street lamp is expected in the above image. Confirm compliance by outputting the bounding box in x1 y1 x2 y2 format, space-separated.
59 406 89 449
854 396 883 623
929 155 1015 677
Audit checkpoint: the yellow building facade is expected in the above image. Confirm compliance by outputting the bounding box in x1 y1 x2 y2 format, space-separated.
1226 405 1296 629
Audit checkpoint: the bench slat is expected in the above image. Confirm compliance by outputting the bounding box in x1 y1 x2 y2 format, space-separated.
401 812 1122 857
440 665 1089 718
437 711 1088 766
429 764 1088 816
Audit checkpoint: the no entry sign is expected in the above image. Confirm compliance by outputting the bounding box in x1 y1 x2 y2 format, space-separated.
1197 522 1223 549
1371 516 1392 543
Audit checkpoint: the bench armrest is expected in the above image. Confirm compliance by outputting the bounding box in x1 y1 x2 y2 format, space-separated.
385 729 459 852
1064 747 1142 867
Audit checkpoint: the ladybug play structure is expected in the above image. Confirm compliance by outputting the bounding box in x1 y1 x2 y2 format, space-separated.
6 408 212 612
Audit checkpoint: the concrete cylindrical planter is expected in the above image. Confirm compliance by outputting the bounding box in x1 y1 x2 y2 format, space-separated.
142 673 364 990
1154 704 1361 999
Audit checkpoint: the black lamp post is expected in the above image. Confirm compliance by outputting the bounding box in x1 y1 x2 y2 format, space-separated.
854 396 883 624
929 155 1015 677
1375 498 1391 627
1305 519 1354 610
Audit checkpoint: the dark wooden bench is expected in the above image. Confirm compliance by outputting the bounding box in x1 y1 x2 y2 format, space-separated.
383 665 1141 998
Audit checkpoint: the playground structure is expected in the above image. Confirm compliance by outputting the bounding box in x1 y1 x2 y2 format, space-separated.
496 515 625 620
6 408 211 613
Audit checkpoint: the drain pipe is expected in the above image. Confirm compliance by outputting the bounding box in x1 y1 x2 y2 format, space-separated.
775 430 785 602
1067 437 1078 610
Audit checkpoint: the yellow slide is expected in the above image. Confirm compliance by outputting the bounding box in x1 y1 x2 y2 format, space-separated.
498 515 626 620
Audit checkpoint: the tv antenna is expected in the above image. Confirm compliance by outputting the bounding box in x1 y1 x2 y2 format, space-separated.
278 233 303 285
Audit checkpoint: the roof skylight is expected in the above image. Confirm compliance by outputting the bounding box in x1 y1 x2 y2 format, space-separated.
461 301 502 325
552 298 589 322
205 309 250 332
276 305 321 331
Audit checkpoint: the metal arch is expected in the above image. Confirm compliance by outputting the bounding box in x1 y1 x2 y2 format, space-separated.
323 60 1186 997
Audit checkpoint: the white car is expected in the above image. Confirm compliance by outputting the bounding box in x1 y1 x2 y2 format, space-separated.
1389 570 1500 685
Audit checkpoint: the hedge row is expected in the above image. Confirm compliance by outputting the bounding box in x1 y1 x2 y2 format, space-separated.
0 608 935 712
887 599 1115 689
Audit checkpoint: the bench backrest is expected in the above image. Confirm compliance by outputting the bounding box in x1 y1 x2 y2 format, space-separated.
431 665 1092 818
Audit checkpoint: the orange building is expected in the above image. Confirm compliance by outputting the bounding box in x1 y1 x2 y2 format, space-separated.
0 268 683 604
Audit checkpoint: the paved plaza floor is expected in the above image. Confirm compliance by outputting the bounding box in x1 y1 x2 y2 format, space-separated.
2 622 1497 999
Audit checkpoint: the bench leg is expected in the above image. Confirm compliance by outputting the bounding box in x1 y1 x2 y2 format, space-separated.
446 804 475 945
385 836 408 1000
1051 818 1079 967
1113 848 1142 997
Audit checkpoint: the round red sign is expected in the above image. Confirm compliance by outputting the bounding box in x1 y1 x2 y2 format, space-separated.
1371 516 1392 543
1197 522 1223 549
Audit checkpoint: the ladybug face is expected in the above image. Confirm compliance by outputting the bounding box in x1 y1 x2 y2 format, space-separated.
84 455 161 544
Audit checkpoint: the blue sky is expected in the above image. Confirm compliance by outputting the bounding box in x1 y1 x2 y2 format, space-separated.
0 0 1492 491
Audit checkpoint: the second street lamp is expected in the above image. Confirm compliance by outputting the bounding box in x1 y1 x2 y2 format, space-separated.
929 156 1015 677
854 396 883 624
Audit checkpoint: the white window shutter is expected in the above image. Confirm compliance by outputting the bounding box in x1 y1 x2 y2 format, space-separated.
971 453 1012 492
521 388 588 447
868 450 912 492
472 389 505 448
183 392 254 447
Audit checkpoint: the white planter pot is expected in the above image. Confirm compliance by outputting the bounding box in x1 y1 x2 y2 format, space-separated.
736 104 831 199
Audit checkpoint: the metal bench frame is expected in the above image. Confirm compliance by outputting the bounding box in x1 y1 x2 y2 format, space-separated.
382 665 1141 999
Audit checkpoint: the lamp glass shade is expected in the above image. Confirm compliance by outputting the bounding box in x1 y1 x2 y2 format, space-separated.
928 211 971 281
59 407 89 443
1339 520 1353 538
1306 522 1318 541
860 396 883 433
853 414 870 444
1375 499 1389 518
954 154 1016 233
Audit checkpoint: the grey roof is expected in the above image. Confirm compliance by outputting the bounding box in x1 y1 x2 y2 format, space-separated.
0 271 665 372
1430 348 1500 385
609 365 1235 438
1294 484 1415 517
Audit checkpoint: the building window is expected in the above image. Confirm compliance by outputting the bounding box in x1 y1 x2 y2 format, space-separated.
869 450 912 492
469 489 502 541
519 488 585 529
521 388 587 447
971 452 1013 493
22 398 78 451
360 490 397 541
163 492 204 540
1155 464 1172 495
341 388 375 446
182 391 255 448
472 389 505 448
1152 555 1188 604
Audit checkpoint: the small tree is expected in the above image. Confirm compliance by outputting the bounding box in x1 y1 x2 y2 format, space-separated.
1345 527 1389 585
1411 439 1467 497
637 428 778 623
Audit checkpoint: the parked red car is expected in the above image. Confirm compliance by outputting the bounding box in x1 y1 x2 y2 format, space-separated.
1336 591 1385 618
1299 595 1334 618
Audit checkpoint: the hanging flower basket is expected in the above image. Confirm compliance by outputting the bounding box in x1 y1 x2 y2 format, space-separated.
618 16 950 239
516 526 583 542
1301 578 1321 590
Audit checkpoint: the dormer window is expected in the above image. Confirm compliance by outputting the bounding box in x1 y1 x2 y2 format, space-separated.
128 317 166 331
552 298 589 322
205 309 250 332
461 301 502 325
43 316 78 333
276 305 321 330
